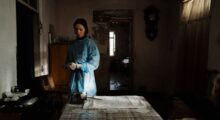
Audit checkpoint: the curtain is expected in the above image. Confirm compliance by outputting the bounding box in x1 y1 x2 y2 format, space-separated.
181 0 211 22
176 0 211 95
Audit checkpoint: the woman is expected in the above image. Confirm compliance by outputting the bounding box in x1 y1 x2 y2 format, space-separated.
65 18 100 102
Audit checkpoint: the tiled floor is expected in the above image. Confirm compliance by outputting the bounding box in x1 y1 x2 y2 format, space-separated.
110 73 129 90
110 72 130 90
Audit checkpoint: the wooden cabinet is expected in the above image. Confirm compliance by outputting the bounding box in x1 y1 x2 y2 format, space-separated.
49 43 70 88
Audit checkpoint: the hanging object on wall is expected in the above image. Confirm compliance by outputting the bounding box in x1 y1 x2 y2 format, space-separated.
144 5 159 41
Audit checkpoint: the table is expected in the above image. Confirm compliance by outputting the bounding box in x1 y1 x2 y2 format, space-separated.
0 96 39 120
59 95 163 120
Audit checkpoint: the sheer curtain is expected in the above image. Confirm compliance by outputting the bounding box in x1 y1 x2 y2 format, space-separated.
181 0 211 22
176 0 211 95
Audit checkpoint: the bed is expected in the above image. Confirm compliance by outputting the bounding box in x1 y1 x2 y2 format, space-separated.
59 95 163 120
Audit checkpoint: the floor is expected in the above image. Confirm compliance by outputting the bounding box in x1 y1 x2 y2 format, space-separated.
109 59 131 91
110 72 129 90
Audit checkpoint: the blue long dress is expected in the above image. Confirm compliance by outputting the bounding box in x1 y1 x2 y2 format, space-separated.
65 36 100 97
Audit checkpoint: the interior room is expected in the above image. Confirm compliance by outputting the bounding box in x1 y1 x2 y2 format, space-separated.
0 0 220 120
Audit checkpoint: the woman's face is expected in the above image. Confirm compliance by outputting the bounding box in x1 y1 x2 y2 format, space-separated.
74 24 86 38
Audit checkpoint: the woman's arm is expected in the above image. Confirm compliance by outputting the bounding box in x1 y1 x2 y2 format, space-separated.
80 39 100 73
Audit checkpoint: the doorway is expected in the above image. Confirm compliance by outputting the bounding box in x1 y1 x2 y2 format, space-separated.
109 20 132 91
93 10 133 92
16 1 39 91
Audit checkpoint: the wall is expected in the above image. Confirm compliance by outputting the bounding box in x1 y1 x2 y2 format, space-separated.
0 0 56 97
167 0 180 93
37 0 56 76
0 0 17 97
0 0 182 96
0 0 216 97
208 0 220 72
54 0 174 93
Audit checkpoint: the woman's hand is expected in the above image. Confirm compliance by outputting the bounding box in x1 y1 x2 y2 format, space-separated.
76 63 81 69
69 63 81 70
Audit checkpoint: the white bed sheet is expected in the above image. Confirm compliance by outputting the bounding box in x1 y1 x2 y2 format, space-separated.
59 95 163 120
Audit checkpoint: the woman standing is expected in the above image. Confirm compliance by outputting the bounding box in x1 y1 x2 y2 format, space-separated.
65 18 100 102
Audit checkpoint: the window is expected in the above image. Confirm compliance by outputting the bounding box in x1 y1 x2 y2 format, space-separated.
109 31 116 56
19 0 38 10
181 0 211 22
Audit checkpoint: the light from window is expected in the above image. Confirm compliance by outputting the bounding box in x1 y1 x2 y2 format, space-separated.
181 0 211 22
109 31 116 56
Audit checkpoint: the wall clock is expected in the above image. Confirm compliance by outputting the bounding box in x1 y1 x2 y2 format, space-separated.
144 5 159 41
